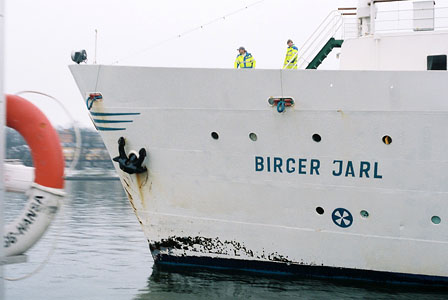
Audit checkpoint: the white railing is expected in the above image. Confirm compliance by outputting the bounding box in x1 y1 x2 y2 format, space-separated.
375 7 448 32
374 4 448 33
342 20 359 39
285 10 355 69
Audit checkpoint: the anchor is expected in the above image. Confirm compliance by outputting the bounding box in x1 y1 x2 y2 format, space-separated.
113 137 147 174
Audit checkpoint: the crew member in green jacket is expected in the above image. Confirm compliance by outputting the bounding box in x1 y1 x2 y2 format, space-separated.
284 39 298 69
234 47 256 69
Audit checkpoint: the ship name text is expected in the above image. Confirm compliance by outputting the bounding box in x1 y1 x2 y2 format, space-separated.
255 156 382 179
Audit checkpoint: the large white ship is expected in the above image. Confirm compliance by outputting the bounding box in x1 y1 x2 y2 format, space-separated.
70 0 448 284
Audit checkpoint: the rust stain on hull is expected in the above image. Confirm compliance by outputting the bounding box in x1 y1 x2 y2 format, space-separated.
117 158 150 232
123 181 144 226
136 171 148 209
124 188 137 212
123 178 131 188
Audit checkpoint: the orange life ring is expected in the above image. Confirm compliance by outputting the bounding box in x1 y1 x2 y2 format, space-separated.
6 94 64 188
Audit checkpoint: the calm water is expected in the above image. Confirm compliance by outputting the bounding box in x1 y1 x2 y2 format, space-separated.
3 181 448 299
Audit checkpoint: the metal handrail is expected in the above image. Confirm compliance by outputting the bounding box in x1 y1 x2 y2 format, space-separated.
306 17 343 61
284 10 344 69
283 10 336 69
375 6 448 14
297 10 340 58
374 5 448 33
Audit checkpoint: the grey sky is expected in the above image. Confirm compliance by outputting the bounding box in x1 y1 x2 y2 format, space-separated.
4 0 354 128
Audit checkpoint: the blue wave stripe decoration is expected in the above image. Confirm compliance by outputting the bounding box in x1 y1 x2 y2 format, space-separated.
90 112 141 116
93 119 133 123
96 126 126 131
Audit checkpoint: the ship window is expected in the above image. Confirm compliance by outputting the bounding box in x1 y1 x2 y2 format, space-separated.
427 55 447 70
249 132 257 141
211 132 219 140
360 210 369 218
316 207 324 215
382 135 392 145
431 216 441 225
312 134 321 143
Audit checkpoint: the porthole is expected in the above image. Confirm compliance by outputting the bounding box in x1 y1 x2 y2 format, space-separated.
211 132 219 140
312 134 321 143
360 210 369 218
316 207 324 215
431 216 441 225
382 135 392 145
249 133 257 141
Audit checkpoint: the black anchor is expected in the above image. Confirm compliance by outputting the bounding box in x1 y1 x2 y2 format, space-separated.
113 137 147 174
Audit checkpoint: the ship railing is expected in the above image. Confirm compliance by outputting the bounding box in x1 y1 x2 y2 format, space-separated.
285 9 356 69
374 4 448 33
342 20 360 39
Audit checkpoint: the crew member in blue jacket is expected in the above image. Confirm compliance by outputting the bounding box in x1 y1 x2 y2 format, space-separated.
234 47 256 69
284 39 298 69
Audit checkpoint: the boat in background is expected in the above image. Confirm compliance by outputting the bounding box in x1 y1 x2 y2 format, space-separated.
71 0 448 284
4 159 33 193
65 168 119 181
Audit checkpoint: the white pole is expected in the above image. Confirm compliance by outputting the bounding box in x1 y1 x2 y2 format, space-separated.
94 29 97 64
370 0 376 34
0 0 5 295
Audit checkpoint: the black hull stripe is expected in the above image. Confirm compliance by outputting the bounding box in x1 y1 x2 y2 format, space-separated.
153 253 448 286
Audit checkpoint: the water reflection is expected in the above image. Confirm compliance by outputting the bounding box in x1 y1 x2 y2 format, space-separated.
137 264 448 300
5 180 151 300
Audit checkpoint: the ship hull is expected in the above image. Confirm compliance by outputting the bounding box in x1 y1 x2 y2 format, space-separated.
153 254 448 285
70 65 448 283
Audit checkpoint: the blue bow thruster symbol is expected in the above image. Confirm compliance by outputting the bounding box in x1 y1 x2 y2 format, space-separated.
332 208 353 228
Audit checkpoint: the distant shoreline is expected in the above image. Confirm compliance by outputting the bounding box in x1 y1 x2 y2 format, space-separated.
64 176 119 181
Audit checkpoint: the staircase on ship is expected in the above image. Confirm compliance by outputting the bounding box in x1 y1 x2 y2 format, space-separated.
286 8 356 70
